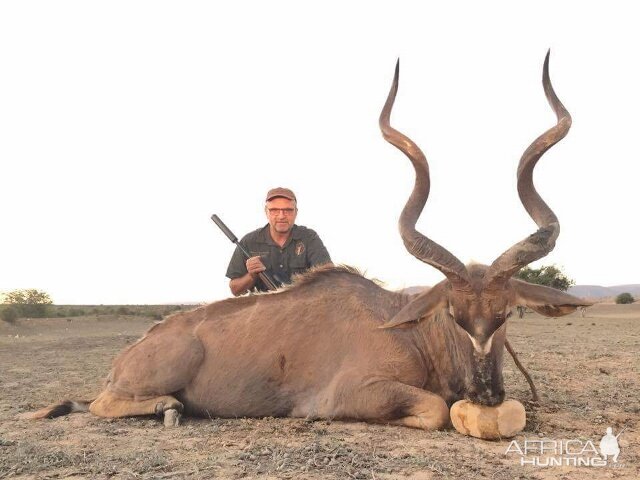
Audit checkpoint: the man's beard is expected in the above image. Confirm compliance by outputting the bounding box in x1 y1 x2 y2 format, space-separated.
274 222 292 233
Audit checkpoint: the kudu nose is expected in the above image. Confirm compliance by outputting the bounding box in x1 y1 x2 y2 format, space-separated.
466 388 505 407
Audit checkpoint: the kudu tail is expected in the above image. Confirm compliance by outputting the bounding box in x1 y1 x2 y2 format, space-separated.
20 399 93 420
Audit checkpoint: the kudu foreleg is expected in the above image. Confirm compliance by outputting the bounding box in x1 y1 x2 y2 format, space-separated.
329 378 450 431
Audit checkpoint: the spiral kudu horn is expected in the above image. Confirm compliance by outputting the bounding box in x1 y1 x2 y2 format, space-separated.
484 50 572 290
379 60 470 290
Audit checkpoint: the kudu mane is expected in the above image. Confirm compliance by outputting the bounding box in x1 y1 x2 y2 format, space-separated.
195 264 406 327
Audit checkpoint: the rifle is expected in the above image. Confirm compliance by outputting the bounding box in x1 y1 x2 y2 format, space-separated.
211 214 279 291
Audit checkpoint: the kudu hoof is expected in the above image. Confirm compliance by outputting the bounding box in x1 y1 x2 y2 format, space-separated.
450 399 526 439
163 409 181 427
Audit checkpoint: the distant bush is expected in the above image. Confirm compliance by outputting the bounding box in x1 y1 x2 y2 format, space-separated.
1 306 19 323
52 307 86 318
2 288 53 318
615 292 635 304
116 306 132 315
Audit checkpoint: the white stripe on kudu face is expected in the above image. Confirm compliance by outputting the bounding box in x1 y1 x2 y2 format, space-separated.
466 332 494 355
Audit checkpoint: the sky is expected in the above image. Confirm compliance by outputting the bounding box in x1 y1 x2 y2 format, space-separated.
1 1 639 305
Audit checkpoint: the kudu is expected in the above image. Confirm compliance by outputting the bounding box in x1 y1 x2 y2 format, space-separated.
27 52 590 431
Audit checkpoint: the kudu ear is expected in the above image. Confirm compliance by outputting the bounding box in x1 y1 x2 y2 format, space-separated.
379 284 447 329
512 278 592 317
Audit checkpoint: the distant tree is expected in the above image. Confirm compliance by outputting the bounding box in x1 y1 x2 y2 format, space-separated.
515 265 575 292
2 289 53 318
615 292 635 304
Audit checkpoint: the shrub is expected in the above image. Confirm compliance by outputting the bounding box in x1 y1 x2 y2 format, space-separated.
1 306 19 323
516 265 574 291
615 292 635 304
22 303 51 317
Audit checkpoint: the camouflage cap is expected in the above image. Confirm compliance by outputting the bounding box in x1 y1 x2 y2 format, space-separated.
266 187 296 202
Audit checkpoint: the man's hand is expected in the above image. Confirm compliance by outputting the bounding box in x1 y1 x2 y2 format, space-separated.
230 256 267 296
245 256 266 277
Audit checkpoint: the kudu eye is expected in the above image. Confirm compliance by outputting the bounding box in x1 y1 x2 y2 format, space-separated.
493 311 511 326
498 310 513 322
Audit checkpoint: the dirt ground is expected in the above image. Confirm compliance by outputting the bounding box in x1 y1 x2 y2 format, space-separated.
1 303 638 479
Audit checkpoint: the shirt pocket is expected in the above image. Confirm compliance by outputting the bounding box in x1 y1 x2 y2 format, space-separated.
250 251 270 262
